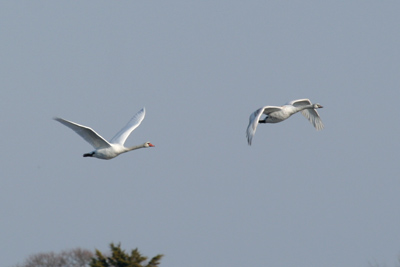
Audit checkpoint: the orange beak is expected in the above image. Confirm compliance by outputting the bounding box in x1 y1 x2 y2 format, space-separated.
148 143 155 147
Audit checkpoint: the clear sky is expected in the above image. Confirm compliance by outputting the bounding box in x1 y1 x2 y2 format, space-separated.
1 1 400 266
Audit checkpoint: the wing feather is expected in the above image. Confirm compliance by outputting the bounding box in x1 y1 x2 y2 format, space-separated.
287 99 324 130
286 99 312 106
262 106 283 115
110 108 146 145
54 118 111 149
300 109 324 130
246 106 281 145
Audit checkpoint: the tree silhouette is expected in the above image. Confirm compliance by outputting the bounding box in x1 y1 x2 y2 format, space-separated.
14 243 163 267
90 243 163 267
14 248 94 267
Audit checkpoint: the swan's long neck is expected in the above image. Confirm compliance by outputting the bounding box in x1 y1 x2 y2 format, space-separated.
125 143 147 152
294 104 315 112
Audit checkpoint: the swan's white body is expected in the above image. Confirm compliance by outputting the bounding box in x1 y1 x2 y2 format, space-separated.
246 99 324 145
54 108 154 159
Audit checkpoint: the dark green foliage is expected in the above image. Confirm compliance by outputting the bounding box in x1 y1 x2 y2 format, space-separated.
90 243 163 267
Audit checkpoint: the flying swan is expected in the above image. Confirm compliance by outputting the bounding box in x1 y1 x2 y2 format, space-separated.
246 99 324 145
54 107 154 159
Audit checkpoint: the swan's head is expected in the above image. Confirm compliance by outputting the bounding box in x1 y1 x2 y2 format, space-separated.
314 103 323 109
144 142 155 147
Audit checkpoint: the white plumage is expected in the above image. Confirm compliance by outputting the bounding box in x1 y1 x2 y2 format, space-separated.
54 108 154 159
246 99 324 145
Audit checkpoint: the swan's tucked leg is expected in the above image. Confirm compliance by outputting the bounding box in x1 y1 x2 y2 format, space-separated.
83 152 95 157
258 116 268 124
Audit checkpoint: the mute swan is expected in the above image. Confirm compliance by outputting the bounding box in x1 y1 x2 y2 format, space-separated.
246 99 324 145
54 108 154 159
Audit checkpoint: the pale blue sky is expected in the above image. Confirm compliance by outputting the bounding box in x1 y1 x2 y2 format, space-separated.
1 1 400 266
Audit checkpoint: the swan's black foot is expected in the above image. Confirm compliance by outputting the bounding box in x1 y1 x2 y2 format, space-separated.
258 120 267 124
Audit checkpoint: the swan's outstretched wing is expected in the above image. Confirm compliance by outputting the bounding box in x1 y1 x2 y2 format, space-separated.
246 106 282 145
286 99 312 106
288 99 324 130
246 107 264 145
110 108 146 145
54 118 111 149
300 108 324 130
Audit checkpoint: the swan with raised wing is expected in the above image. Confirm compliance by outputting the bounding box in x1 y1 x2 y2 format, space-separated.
54 108 154 159
246 99 324 145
